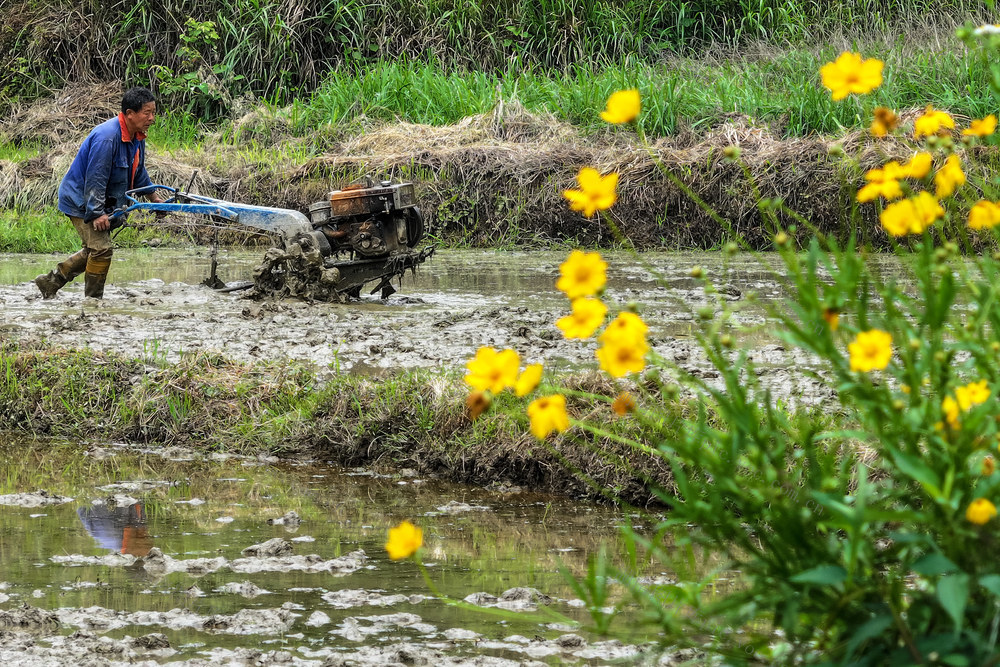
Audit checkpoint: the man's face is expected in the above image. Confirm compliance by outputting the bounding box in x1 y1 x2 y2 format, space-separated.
126 101 157 135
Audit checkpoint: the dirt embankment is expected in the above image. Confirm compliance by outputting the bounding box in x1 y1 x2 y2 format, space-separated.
1 82 977 251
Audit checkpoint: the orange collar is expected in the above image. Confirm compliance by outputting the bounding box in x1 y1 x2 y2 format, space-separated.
117 112 146 142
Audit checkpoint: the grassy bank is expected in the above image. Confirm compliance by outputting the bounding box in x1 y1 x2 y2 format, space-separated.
0 340 763 505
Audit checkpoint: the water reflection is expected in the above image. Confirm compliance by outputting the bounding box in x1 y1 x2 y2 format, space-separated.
77 501 153 557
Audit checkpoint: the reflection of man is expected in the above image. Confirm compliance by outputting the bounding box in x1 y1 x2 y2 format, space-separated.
77 502 153 557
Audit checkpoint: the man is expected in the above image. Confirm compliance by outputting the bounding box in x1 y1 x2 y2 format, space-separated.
34 87 163 299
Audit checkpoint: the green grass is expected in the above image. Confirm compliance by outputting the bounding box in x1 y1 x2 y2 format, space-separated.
141 44 998 150
0 208 192 254
4 0 993 118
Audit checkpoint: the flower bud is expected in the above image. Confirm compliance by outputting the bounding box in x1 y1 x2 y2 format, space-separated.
934 248 949 262
828 144 845 158
909 338 921 351
892 399 906 411
991 341 1000 353
723 145 741 160
724 241 739 256
664 384 679 399
926 135 940 150
697 306 714 320
720 334 733 348
934 350 947 363
940 136 954 151
689 266 704 279
774 231 790 247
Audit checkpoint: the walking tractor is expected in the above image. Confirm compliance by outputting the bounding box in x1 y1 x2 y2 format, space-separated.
109 178 434 301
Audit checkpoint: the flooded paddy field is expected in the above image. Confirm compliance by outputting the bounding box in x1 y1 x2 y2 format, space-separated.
0 248 877 404
0 440 700 666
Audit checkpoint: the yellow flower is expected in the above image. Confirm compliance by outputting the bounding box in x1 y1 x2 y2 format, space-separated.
902 152 933 180
464 347 520 393
963 114 997 137
969 200 1000 230
914 106 955 138
966 498 997 525
822 307 840 332
599 311 649 345
556 297 607 339
942 395 960 428
465 391 491 421
856 161 905 203
385 520 423 560
934 154 966 199
556 250 608 299
879 192 944 237
596 338 649 378
820 52 884 101
563 167 619 217
955 379 990 411
870 107 899 137
848 329 892 372
514 363 543 397
527 394 569 439
600 89 641 124
612 392 636 416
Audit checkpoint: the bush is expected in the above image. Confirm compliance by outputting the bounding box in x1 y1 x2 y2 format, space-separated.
443 20 1000 664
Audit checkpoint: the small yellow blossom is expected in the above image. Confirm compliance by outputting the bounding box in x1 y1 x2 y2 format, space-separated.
848 329 892 372
612 392 637 416
556 250 608 299
385 520 423 560
870 107 899 137
955 379 990 411
464 347 520 393
857 161 905 203
822 307 840 332
527 394 569 439
879 192 944 237
914 106 955 138
983 456 995 476
969 200 1000 230
599 311 650 346
600 89 641 124
514 363 543 397
902 152 933 179
556 297 607 339
943 395 961 428
596 338 649 378
466 391 491 420
966 498 997 525
963 115 997 137
934 154 966 199
563 167 618 218
820 52 884 101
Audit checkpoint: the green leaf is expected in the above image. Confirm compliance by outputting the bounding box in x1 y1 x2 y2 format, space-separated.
979 574 1000 597
891 451 943 499
937 573 970 633
912 552 958 576
790 564 847 586
845 614 894 659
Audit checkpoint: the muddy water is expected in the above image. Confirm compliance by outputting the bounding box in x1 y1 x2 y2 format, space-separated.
0 440 689 665
1 248 852 402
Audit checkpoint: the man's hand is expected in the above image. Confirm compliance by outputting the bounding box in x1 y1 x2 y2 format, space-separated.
92 214 110 231
149 193 168 219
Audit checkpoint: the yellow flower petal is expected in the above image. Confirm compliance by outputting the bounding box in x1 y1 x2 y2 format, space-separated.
600 89 641 124
514 364 543 397
848 329 892 372
385 520 423 560
527 394 569 439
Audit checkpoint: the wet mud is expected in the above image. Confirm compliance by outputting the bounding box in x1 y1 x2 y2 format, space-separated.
1 248 856 405
0 442 711 666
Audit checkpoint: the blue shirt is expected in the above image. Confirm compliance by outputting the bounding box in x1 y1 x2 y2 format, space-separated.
58 114 151 222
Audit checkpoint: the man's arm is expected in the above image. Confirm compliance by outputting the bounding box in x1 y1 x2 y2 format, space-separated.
83 139 114 231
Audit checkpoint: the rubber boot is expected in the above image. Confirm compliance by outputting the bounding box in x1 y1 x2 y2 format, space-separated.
84 253 111 299
84 272 108 299
33 270 67 299
57 249 90 283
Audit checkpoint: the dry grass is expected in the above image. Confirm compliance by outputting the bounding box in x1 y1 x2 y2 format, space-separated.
2 83 993 249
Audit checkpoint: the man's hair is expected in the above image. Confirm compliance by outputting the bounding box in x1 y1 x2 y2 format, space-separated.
122 88 156 114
